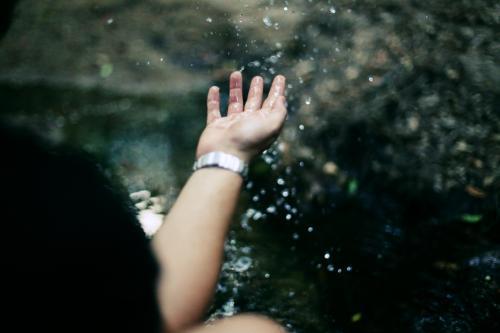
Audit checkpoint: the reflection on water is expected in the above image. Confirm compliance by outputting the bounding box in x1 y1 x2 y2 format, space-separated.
1 0 499 332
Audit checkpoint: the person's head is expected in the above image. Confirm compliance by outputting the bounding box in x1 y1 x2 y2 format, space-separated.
1 123 160 333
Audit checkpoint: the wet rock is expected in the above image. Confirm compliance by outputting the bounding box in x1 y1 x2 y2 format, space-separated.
130 190 151 203
138 209 164 237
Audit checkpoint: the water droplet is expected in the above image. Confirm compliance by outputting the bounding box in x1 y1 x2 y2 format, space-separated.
292 233 300 240
298 124 305 130
327 264 334 271
329 6 336 14
283 6 288 11
307 226 314 232
324 252 331 259
233 256 252 272
240 246 252 254
222 299 236 316
252 211 263 221
263 155 274 164
286 214 292 220
346 266 353 272
206 17 213 23
368 76 374 82
282 190 289 197
266 205 277 213
248 60 261 68
263 16 273 27
305 96 311 105
277 178 285 185
264 273 271 278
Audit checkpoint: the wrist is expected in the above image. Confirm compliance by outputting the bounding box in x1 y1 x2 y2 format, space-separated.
196 147 252 163
219 149 252 163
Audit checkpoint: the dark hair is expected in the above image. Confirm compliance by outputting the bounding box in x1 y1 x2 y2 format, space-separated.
0 0 17 39
1 123 161 333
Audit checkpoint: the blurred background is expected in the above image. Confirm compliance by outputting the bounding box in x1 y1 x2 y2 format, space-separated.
1 0 499 332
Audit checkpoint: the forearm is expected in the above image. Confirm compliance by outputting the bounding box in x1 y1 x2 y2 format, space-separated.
152 168 243 332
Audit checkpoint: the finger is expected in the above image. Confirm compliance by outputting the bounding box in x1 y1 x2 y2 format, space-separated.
272 96 288 122
268 96 288 134
206 86 221 124
244 76 264 112
228 71 244 115
272 95 288 114
262 75 286 109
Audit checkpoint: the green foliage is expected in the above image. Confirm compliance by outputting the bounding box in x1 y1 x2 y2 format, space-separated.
461 214 483 224
348 179 358 196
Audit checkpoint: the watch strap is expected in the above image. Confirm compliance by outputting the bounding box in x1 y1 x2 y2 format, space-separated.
193 151 248 178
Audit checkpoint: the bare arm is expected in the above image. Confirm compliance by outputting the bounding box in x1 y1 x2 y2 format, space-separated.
152 72 287 332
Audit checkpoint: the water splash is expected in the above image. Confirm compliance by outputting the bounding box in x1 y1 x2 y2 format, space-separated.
263 16 273 27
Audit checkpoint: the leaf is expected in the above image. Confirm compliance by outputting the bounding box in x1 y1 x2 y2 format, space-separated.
348 179 358 195
461 214 482 224
100 63 113 78
351 312 362 323
465 185 486 198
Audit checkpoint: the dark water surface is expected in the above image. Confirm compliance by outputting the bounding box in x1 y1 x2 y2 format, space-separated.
1 0 499 332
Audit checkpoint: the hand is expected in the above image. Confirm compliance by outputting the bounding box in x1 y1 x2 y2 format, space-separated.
196 71 287 162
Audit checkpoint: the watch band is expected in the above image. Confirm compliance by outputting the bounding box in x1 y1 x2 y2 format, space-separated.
193 151 248 178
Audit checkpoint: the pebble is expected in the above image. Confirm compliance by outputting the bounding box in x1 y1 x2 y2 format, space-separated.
130 190 151 202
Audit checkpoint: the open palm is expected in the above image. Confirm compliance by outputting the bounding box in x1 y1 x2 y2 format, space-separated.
196 72 287 162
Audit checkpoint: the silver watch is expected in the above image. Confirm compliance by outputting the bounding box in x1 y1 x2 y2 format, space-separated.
193 151 249 178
